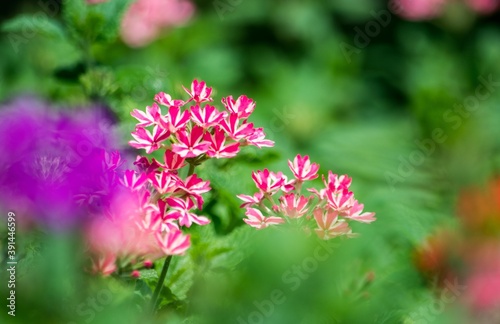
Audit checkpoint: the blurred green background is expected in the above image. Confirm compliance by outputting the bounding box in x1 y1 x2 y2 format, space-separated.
1 0 500 323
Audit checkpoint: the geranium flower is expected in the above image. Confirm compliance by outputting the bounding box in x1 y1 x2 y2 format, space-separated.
190 104 225 128
277 193 310 218
172 125 210 158
129 126 170 153
130 103 162 127
165 197 210 227
155 229 191 255
183 79 213 104
243 208 284 229
222 95 255 118
204 127 240 159
314 208 351 240
288 154 319 182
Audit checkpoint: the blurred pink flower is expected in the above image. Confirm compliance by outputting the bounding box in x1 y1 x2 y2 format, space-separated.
465 0 500 14
463 242 500 311
392 0 448 20
120 0 195 47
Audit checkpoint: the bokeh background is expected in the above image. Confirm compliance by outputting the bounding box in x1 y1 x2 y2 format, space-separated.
1 0 500 323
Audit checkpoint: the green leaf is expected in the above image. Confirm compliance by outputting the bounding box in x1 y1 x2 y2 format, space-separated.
63 0 135 44
1 15 66 39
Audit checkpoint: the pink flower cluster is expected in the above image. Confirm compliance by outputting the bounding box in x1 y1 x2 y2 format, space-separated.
87 80 273 276
238 155 376 240
129 79 273 156
394 0 499 20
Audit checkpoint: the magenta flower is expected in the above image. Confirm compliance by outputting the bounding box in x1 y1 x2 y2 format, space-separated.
183 79 213 104
251 169 287 195
155 92 185 108
131 103 162 127
288 154 319 182
159 105 191 134
0 97 124 230
190 104 225 128
236 192 265 208
204 127 240 159
325 189 354 213
150 171 179 194
122 170 149 191
222 95 255 119
243 208 285 229
160 150 186 172
129 126 170 153
172 125 211 158
220 113 255 140
165 197 210 227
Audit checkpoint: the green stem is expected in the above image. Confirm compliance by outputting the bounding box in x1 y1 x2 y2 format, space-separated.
150 162 196 315
150 255 172 315
187 163 196 177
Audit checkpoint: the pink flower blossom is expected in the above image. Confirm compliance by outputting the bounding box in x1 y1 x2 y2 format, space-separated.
161 150 186 172
314 208 351 240
325 188 354 213
220 113 255 141
155 92 185 108
165 197 210 227
277 193 310 218
91 253 116 276
243 208 284 229
344 201 376 223
183 79 213 104
222 95 255 118
172 125 210 158
190 104 225 128
134 156 162 175
237 192 265 208
393 0 447 20
129 126 170 153
122 170 148 191
130 103 161 127
120 0 195 47
244 128 275 148
160 106 191 134
149 170 179 194
288 154 319 182
204 127 240 159
175 174 211 208
155 229 191 255
465 0 500 13
252 169 286 195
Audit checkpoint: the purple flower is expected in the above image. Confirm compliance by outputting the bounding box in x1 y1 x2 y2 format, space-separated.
0 97 126 230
